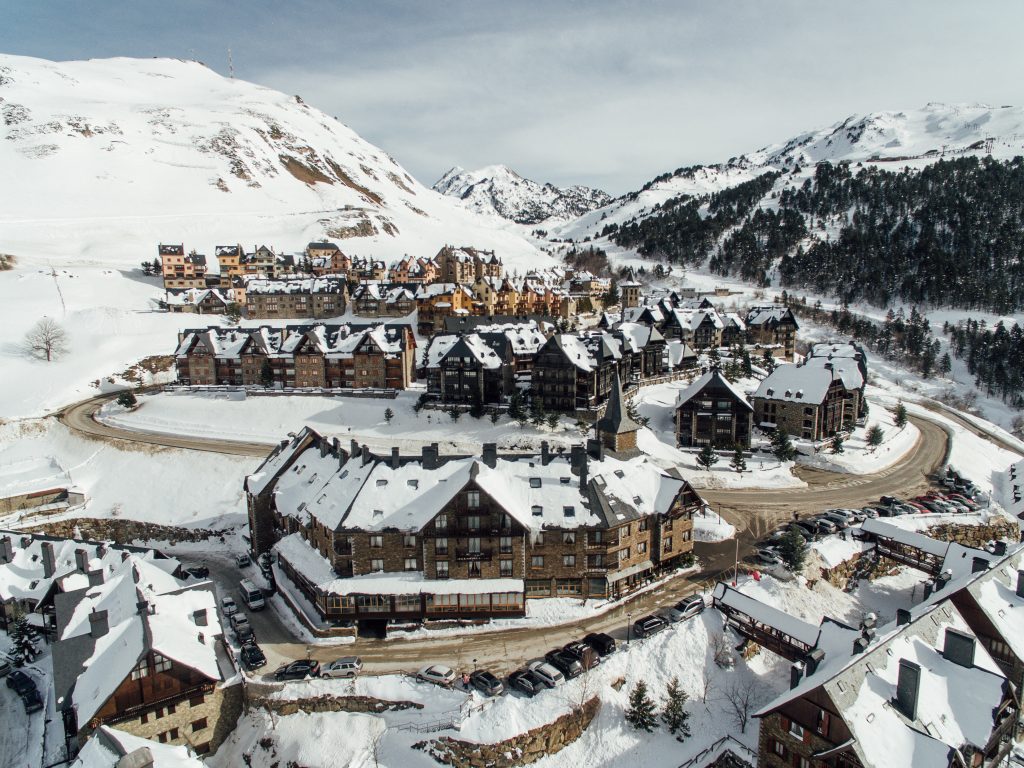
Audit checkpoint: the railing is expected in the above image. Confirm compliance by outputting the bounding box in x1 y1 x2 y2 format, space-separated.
455 548 492 562
677 735 758 768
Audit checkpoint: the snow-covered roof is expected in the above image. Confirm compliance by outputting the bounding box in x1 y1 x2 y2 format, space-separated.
860 518 1002 579
245 276 346 295
0 456 71 499
666 340 697 369
804 355 865 391
176 322 411 361
675 369 752 411
809 342 864 361
745 305 795 327
163 287 230 307
713 582 821 647
72 726 204 768
753 363 836 404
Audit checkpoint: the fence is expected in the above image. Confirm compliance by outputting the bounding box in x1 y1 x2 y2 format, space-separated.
162 384 398 399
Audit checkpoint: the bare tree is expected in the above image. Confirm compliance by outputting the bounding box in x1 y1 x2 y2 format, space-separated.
698 664 716 707
24 318 68 361
720 677 761 734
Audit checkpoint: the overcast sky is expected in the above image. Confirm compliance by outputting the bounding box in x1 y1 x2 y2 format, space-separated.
3 1 1022 194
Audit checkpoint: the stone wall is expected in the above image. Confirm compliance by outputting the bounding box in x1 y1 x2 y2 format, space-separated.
24 517 226 546
926 517 1019 549
245 683 422 716
416 697 600 768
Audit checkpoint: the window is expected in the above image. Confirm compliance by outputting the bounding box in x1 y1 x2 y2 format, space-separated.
130 658 149 680
563 531 576 545
369 535 383 548
468 537 481 554
771 739 787 758
467 491 480 508
530 477 542 488
189 694 205 707
467 515 480 531
531 555 544 568
789 721 805 739
638 541 647 554
436 561 449 579
435 537 448 555
153 654 172 674
526 579 551 596
435 514 448 531
467 561 482 577
556 579 582 595
500 559 513 576
404 558 418 571
370 559 384 572
395 594 420 612
563 506 575 517
500 513 512 529
191 718 208 733
499 535 513 553
816 708 831 736
618 548 630 562
663 537 673 552
532 505 543 516
403 534 416 548
563 554 576 567
589 530 604 545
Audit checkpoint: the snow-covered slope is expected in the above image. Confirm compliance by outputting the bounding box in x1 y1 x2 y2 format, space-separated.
552 102 1024 241
0 54 548 269
433 164 610 225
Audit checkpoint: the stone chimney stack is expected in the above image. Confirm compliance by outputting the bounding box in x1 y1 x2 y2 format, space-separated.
74 549 89 573
482 443 497 469
89 609 109 639
41 542 56 579
192 608 208 627
391 447 401 470
87 569 105 587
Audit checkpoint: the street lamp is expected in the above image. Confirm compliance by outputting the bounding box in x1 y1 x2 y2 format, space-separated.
626 610 633 646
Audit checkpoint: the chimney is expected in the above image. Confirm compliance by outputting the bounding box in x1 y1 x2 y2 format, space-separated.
992 540 1007 556
971 556 989 574
570 445 586 476
541 441 551 466
390 447 401 469
853 637 869 654
192 608 208 627
0 536 12 564
860 612 877 631
332 437 341 456
1016 570 1024 599
74 549 88 573
482 443 497 469
942 628 976 668
319 440 327 458
121 551 131 562
422 443 440 470
137 600 150 616
894 659 921 721
96 543 107 560
587 437 604 461
116 746 155 768
89 609 109 639
21 535 32 549
805 648 826 675
362 444 373 466
41 541 56 579
87 569 104 587
896 608 912 626
279 438 289 449
789 661 805 689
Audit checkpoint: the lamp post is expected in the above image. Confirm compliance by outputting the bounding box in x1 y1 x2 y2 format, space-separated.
626 609 633 646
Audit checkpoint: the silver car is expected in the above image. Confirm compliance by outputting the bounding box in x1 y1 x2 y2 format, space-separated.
667 595 706 622
415 665 456 688
527 661 565 688
321 656 363 679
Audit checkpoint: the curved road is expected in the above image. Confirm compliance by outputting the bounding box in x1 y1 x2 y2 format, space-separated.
58 393 962 673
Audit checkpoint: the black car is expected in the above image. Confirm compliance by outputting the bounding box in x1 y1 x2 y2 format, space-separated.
469 670 505 697
239 642 267 671
544 649 584 679
20 687 44 714
562 641 600 670
6 670 36 696
274 660 320 681
508 669 546 697
185 565 209 579
632 614 668 639
583 632 616 657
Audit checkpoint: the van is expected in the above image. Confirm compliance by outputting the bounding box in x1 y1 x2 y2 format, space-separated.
239 579 266 611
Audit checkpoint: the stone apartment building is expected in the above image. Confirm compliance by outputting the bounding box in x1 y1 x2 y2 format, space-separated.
213 244 244 289
675 369 754 448
159 244 209 290
164 288 232 315
746 305 800 360
244 277 348 319
435 245 502 283
752 362 862 441
351 283 416 317
244 418 701 633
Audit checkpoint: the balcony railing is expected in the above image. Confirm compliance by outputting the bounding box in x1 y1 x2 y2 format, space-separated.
455 549 492 562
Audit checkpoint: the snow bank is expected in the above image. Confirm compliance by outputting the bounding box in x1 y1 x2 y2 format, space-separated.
799 398 919 475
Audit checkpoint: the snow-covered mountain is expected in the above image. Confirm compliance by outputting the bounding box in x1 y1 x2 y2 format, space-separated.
432 164 611 225
0 54 548 269
552 102 1024 242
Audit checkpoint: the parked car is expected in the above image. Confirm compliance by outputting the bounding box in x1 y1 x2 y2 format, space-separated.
668 594 706 622
544 650 584 679
20 687 44 714
274 660 321 681
0 656 10 677
793 521 819 538
230 612 254 642
239 642 267 671
220 596 238 618
415 665 456 688
814 518 838 534
826 508 859 524
821 513 849 530
321 656 363 679
902 500 928 513
561 641 601 670
6 670 35 696
582 632 616 657
916 499 945 514
185 565 209 579
527 661 565 688
860 507 880 519
633 614 669 639
947 493 980 511
469 670 505 696
235 553 251 568
756 548 784 566
879 495 900 507
509 669 546 697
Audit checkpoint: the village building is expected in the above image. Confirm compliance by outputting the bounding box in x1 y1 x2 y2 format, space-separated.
388 256 437 284
351 282 416 317
0 457 85 518
746 305 800 360
71 725 206 768
595 374 641 456
244 429 702 632
213 244 244 289
51 553 236 756
532 333 623 413
164 288 233 315
415 282 476 333
159 245 208 290
0 530 177 633
752 363 857 441
675 369 754 448
435 245 502 284
619 268 642 309
244 277 347 320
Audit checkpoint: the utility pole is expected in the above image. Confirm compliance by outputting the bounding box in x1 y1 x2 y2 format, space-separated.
227 48 234 79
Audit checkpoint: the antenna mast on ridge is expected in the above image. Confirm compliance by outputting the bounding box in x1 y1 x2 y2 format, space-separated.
228 48 234 79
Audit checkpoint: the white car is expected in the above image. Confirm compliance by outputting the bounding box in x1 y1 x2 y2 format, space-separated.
220 596 238 617
527 661 565 688
415 665 456 688
321 656 363 679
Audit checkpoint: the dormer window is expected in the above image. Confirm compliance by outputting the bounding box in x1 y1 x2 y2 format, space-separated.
530 478 542 489
563 506 575 517
532 505 543 516
376 479 387 487
408 479 418 489
614 470 625 479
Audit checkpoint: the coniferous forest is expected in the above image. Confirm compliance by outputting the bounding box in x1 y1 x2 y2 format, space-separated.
610 156 1024 313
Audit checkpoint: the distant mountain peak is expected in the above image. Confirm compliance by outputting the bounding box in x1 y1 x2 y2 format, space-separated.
433 165 611 225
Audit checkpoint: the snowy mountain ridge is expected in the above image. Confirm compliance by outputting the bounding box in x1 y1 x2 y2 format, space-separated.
432 164 611 225
0 54 549 269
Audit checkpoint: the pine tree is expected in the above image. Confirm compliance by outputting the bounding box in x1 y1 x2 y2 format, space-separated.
8 615 37 666
661 676 691 739
489 409 501 425
729 444 746 473
695 442 720 471
546 412 560 430
625 680 658 732
778 528 807 571
413 392 429 414
508 392 525 421
448 405 461 422
770 428 797 462
383 407 394 425
469 397 486 420
939 352 952 377
741 349 753 376
867 425 884 448
761 348 777 374
894 401 908 429
116 391 137 408
260 359 274 387
830 434 844 454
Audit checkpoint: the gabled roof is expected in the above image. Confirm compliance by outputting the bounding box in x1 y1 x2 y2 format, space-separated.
753 363 837 404
72 725 204 767
675 369 753 411
597 372 641 436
